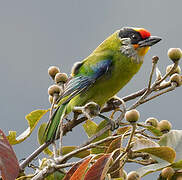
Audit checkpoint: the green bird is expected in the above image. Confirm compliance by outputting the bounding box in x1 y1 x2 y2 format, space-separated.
45 27 161 142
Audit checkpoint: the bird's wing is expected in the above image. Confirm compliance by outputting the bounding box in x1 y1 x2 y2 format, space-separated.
57 59 112 104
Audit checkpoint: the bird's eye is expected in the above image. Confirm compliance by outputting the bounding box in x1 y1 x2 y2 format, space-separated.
132 34 137 40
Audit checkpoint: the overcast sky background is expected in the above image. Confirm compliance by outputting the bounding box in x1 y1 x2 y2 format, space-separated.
0 1 181 179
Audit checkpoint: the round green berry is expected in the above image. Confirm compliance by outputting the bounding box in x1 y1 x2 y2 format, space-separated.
125 109 140 123
161 167 175 179
158 120 172 133
55 73 68 84
48 66 60 79
48 85 61 96
127 171 140 180
168 48 182 62
145 117 158 127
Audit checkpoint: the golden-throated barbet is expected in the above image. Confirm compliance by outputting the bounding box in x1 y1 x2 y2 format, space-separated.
45 27 161 142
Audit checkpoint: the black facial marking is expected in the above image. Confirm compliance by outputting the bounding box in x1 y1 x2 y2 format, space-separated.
119 27 146 44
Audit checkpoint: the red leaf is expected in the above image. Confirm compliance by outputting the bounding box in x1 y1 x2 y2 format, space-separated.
63 160 84 180
70 157 92 180
0 129 19 180
84 154 112 180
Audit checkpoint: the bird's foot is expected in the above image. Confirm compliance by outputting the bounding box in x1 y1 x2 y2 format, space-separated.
98 114 119 131
110 108 123 119
73 102 101 120
112 96 126 110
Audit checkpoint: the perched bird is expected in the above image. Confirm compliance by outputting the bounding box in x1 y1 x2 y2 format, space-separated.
45 27 161 142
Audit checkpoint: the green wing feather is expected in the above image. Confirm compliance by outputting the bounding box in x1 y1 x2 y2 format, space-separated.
45 104 67 142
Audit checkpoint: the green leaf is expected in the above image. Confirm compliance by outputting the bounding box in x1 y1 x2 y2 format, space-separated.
46 171 65 180
62 146 90 158
37 123 53 156
172 159 182 168
159 130 182 162
96 120 111 139
146 125 163 136
83 120 98 137
136 160 170 177
7 109 49 145
131 138 175 163
91 120 111 154
137 146 176 163
53 171 65 180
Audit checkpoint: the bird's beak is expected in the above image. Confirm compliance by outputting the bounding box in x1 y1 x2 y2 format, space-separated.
138 36 162 47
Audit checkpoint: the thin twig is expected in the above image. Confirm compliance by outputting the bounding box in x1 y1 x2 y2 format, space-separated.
129 85 152 110
148 56 158 89
19 142 52 171
127 159 156 165
138 131 160 140
55 134 123 164
109 124 136 171
109 153 128 175
125 124 137 152
52 142 57 159
141 82 177 104
155 61 179 86
79 124 111 148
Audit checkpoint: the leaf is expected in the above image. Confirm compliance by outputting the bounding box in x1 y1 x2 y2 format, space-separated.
131 138 160 151
70 157 92 180
145 126 163 136
137 146 176 163
136 160 170 177
46 171 65 180
0 129 19 180
106 137 122 154
62 146 90 158
116 126 131 135
84 154 113 180
91 120 111 154
172 159 182 169
131 137 175 163
7 109 49 145
63 160 84 180
159 130 182 162
106 137 123 178
83 120 98 137
37 123 53 156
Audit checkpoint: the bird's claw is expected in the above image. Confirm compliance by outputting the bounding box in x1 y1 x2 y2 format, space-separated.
109 119 119 131
112 96 126 110
98 114 119 131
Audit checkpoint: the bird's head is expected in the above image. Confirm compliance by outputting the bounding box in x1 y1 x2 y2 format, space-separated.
118 27 161 63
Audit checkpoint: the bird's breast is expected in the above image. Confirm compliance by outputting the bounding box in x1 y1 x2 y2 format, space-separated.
85 54 143 106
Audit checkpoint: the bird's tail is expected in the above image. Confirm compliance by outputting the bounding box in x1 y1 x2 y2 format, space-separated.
45 104 67 142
